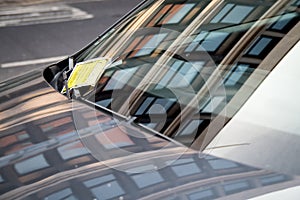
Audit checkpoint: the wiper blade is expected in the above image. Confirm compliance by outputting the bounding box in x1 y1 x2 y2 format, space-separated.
79 98 186 146
63 71 71 99
81 98 129 121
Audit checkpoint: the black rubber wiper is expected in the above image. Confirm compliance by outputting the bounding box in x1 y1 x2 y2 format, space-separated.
76 97 185 146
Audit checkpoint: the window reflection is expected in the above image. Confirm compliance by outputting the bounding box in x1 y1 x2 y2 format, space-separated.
0 130 32 155
44 188 76 200
58 141 89 160
171 161 201 177
269 13 298 31
14 154 50 175
96 98 112 107
163 3 195 24
132 93 178 131
223 63 254 87
175 120 202 137
146 1 208 27
260 174 289 186
0 175 4 183
188 188 216 200
223 180 251 194
246 36 273 56
134 33 168 57
84 174 125 200
95 126 135 150
135 97 155 115
294 0 300 7
3 0 299 198
131 171 164 188
39 117 73 133
156 61 204 89
84 174 115 187
211 3 254 24
201 96 225 114
78 0 299 150
104 67 138 91
208 157 239 170
185 31 229 52
18 152 296 200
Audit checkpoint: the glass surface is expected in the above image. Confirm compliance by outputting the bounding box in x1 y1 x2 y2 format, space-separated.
59 0 299 160
196 31 229 52
246 37 273 56
221 5 254 24
270 13 297 30
211 4 234 23
204 41 300 175
224 63 253 86
166 3 195 24
175 120 201 136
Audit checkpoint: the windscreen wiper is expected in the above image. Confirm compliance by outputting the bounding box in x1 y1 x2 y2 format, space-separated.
62 57 75 99
78 97 185 146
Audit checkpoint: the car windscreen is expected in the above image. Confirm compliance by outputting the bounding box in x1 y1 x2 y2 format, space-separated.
71 0 299 149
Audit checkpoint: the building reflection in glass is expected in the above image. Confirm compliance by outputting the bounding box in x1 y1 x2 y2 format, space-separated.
1 0 300 199
76 0 299 149
14 151 300 200
1 68 300 200
0 73 176 196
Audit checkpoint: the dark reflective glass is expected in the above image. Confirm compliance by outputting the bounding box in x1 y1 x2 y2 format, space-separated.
72 0 298 150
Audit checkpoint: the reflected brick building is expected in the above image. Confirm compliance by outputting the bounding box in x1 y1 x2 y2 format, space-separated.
1 0 300 199
78 0 300 148
1 74 300 199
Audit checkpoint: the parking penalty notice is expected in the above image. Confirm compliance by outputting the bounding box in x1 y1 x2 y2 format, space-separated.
62 57 110 93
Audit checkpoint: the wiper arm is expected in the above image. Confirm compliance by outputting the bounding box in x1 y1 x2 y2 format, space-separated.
80 98 187 148
63 71 71 99
62 56 75 99
81 98 129 121
68 56 74 71
134 121 187 147
79 97 186 146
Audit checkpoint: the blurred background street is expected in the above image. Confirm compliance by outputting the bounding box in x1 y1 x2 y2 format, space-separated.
0 0 141 81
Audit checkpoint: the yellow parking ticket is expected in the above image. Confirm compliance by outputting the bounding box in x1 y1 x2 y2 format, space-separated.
62 57 110 93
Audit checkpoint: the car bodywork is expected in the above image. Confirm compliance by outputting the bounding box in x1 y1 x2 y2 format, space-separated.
1 71 300 199
1 0 300 199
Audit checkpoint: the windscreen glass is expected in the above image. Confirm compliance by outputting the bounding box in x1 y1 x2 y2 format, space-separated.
75 0 299 148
